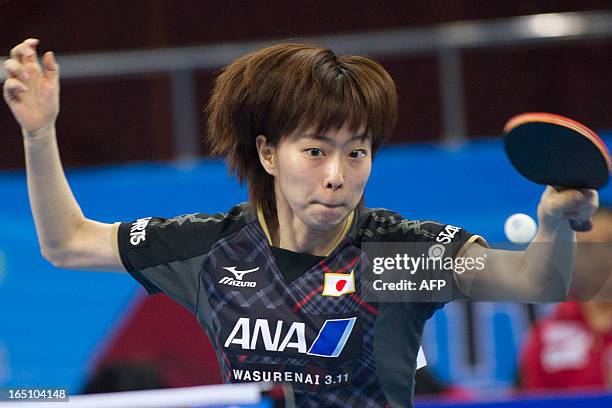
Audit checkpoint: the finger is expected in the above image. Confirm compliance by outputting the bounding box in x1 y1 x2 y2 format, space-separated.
9 41 38 65
564 201 598 221
569 190 598 210
3 78 29 101
568 206 594 220
4 59 29 82
24 38 40 47
564 209 580 217
569 200 598 217
10 42 34 62
579 189 598 209
555 189 585 208
42 51 59 81
23 39 39 64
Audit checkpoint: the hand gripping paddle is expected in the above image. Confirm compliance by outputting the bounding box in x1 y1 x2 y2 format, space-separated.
503 112 611 232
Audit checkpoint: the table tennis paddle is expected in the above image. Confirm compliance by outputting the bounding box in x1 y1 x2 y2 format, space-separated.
503 112 611 232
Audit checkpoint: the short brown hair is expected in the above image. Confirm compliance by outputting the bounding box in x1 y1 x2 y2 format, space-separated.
205 43 398 225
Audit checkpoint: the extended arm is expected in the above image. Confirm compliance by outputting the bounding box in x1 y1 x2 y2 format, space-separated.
455 187 598 302
3 39 124 271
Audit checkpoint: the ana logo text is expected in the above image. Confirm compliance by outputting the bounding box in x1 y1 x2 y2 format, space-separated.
224 317 356 358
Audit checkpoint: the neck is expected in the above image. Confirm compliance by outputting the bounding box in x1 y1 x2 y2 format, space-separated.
277 209 348 256
257 202 352 257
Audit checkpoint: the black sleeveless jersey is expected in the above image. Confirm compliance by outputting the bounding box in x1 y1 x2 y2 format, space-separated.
118 202 483 407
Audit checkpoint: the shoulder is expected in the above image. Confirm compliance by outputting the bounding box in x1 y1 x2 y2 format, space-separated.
161 202 251 227
126 202 252 240
349 206 460 243
349 206 486 263
118 202 255 271
156 202 251 232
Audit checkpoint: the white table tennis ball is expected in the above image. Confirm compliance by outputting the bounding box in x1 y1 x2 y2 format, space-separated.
504 213 538 243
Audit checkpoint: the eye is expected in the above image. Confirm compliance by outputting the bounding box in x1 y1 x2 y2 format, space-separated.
349 149 367 159
306 148 324 157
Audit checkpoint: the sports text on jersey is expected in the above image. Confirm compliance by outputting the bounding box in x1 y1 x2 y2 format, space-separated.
218 266 259 287
231 364 353 390
224 317 356 358
129 217 152 246
435 225 461 244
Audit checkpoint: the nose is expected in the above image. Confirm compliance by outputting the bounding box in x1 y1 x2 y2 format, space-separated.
324 155 344 191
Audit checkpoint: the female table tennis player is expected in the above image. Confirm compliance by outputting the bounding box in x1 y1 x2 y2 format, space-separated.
3 38 598 407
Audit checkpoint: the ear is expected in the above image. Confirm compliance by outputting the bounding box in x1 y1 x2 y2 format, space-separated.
256 135 277 176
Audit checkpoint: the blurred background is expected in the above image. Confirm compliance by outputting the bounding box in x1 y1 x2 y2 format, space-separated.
0 1 611 407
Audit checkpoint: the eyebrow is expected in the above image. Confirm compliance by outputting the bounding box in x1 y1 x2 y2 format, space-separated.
303 133 370 144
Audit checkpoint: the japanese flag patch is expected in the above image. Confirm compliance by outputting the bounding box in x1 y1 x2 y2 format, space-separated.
323 270 356 297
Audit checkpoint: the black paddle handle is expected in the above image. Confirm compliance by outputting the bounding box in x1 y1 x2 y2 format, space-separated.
569 219 592 232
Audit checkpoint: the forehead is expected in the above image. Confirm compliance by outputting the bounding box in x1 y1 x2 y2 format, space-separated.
286 126 371 145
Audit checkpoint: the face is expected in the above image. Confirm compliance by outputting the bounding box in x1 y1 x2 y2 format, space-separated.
260 126 372 231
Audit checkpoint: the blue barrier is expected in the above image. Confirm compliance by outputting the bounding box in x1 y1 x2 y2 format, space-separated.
415 391 612 407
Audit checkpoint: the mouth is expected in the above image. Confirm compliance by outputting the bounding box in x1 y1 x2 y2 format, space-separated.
316 202 344 209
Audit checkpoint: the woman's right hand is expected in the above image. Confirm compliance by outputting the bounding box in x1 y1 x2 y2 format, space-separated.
3 38 60 134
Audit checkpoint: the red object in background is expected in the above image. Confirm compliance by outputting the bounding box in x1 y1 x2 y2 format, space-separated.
91 293 222 387
520 302 612 390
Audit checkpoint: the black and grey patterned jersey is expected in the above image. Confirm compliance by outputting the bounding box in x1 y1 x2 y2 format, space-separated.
117 202 483 408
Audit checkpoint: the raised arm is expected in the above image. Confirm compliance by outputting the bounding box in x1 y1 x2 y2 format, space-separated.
3 38 125 272
455 186 598 302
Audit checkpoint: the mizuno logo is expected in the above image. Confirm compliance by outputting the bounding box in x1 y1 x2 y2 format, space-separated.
219 266 260 288
222 266 260 280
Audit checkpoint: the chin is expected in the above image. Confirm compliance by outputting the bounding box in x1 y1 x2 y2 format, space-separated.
307 208 348 229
